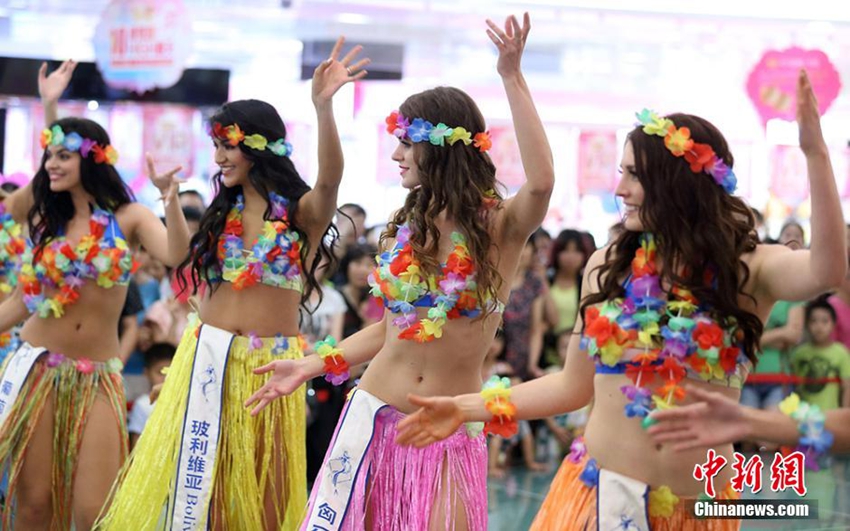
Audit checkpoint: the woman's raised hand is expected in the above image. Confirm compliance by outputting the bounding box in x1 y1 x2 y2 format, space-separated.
38 60 77 103
312 36 370 106
486 13 530 79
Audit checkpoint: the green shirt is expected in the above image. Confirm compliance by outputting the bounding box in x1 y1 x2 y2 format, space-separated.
754 300 800 375
790 342 850 411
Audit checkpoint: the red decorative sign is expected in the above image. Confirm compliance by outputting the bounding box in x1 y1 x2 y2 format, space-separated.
746 47 841 125
93 0 192 93
577 130 618 194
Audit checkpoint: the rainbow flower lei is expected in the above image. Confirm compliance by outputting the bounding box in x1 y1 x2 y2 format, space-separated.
385 111 492 152
368 224 482 343
314 335 350 386
481 375 518 437
216 193 303 291
779 393 834 471
582 234 748 427
19 207 134 318
0 204 25 294
40 125 119 166
635 110 737 194
210 122 293 157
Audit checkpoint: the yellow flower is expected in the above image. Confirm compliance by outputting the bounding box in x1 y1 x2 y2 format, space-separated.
649 485 679 518
244 134 268 150
652 395 674 410
779 393 800 416
664 126 692 156
421 318 444 339
642 115 673 137
447 127 472 146
637 322 660 346
599 342 625 366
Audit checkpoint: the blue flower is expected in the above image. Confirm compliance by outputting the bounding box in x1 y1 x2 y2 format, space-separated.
579 458 599 487
63 132 83 152
407 118 434 143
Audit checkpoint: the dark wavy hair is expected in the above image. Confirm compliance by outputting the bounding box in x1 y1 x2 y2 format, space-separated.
177 99 337 309
382 87 505 317
582 113 763 364
550 229 590 282
30 117 134 249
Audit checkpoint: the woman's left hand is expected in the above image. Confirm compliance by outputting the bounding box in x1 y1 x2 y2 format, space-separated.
146 153 183 201
797 70 828 157
312 36 370 106
486 12 530 80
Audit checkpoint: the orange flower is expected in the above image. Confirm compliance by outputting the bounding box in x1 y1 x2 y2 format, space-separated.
656 380 686 402
225 124 245 146
484 417 518 438
385 111 400 134
664 126 693 157
656 357 686 383
390 248 414 276
631 247 657 277
473 132 492 152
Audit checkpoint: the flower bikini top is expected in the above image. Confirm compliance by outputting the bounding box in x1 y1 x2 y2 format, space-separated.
581 234 751 427
210 193 303 292
368 223 504 343
0 204 25 295
19 206 134 319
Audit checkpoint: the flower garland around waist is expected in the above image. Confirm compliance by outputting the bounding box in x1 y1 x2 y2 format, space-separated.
581 233 748 427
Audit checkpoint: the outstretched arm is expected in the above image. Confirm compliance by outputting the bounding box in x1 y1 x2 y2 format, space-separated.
648 385 850 454
755 71 846 301
297 37 370 239
245 314 387 415
491 13 555 246
39 60 77 126
395 248 607 447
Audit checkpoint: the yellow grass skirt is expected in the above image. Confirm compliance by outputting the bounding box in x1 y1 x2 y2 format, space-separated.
96 316 307 530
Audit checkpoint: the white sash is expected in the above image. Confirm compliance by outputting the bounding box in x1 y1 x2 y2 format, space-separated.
0 342 46 430
597 468 652 531
169 324 233 531
302 389 388 531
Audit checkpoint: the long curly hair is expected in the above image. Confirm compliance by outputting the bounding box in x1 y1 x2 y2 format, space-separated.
30 117 134 250
177 99 337 309
381 87 505 317
582 113 763 364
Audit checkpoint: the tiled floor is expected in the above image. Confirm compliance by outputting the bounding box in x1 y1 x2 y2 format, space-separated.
487 456 850 530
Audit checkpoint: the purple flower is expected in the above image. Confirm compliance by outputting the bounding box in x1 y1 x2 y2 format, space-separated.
392 313 417 329
620 385 651 401
80 138 97 158
324 371 348 386
439 272 466 294
396 225 412 245
46 352 65 367
567 437 587 464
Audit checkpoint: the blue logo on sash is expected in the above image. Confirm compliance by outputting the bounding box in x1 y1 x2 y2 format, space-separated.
327 451 352 494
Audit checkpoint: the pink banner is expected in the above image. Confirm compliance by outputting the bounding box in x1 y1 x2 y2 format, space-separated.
769 145 808 203
746 47 841 125
140 104 195 192
577 130 618 194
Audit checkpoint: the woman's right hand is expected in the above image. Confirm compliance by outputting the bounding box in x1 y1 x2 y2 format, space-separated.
38 60 77 102
647 385 752 451
245 358 309 416
395 394 466 447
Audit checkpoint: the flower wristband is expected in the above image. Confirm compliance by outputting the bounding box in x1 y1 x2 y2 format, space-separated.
779 393 834 471
481 375 518 437
315 335 350 386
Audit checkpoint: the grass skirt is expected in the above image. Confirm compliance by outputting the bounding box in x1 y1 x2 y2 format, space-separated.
96 317 307 530
530 453 741 531
0 345 126 530
304 388 488 531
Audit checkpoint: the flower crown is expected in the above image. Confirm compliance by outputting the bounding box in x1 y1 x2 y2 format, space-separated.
39 125 119 166
210 122 293 157
635 109 737 194
385 111 492 152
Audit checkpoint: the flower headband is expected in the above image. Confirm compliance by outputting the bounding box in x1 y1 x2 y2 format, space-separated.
39 125 119 166
635 109 737 194
385 111 492 152
210 122 293 157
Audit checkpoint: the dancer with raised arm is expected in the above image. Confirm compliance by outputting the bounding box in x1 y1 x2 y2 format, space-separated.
247 13 554 530
95 38 368 531
396 70 846 531
0 60 190 531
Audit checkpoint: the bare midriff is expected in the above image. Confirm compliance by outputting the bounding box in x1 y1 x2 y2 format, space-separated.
199 281 303 338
